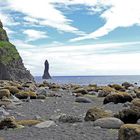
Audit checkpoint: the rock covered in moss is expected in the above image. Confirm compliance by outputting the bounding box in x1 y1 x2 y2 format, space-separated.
97 86 116 97
119 124 140 140
58 114 82 123
114 107 140 124
73 88 88 95
4 86 19 94
15 91 37 99
103 92 133 104
84 107 113 121
0 89 10 99
0 117 19 129
75 97 92 103
122 82 133 89
16 119 41 126
109 84 125 91
131 98 140 107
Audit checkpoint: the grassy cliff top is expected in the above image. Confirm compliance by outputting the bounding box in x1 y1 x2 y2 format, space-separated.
0 41 20 64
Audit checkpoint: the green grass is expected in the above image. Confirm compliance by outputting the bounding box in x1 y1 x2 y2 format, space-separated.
0 41 20 64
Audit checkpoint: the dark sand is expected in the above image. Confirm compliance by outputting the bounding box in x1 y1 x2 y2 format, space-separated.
0 90 124 140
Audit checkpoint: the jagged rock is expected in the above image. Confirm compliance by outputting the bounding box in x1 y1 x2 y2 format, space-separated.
119 124 140 140
42 60 51 79
0 20 34 82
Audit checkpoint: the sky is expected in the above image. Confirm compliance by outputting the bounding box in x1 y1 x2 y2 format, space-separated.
0 0 140 76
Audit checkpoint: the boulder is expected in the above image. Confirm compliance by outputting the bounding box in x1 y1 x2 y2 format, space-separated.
103 92 133 104
97 86 116 97
122 82 133 89
36 87 49 96
109 84 125 91
131 98 140 107
114 107 140 123
35 121 55 128
15 91 37 99
0 107 10 116
0 89 10 99
4 86 19 94
134 89 140 98
84 107 113 121
93 117 124 129
17 120 41 126
75 97 92 103
37 95 46 99
137 119 140 124
58 114 82 123
0 117 19 129
73 88 88 95
119 124 140 140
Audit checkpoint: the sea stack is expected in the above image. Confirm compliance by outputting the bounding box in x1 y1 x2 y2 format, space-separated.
0 20 34 82
42 60 51 79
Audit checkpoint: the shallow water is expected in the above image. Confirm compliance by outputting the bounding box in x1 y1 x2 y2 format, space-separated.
35 75 140 86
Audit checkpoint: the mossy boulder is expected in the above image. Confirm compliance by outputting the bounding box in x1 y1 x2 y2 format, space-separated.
15 91 37 99
4 86 19 94
0 117 19 129
103 92 133 104
119 124 140 140
84 107 113 121
0 89 10 99
16 120 41 126
73 88 88 95
97 86 116 97
122 82 133 89
37 95 46 99
114 107 140 124
134 89 140 98
131 98 140 107
109 84 125 91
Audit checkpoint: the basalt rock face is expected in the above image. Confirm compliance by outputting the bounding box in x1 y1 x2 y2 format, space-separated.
0 20 34 82
42 60 51 79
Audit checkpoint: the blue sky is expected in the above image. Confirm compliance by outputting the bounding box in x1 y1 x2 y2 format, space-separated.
0 0 140 76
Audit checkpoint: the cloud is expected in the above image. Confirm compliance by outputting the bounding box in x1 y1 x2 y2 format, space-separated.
13 41 140 76
6 0 84 34
55 0 140 41
23 29 48 42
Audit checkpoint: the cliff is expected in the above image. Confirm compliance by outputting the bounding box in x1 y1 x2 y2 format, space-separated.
42 60 51 79
0 20 34 82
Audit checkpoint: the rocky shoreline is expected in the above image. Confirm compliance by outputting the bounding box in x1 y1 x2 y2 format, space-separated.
0 80 139 140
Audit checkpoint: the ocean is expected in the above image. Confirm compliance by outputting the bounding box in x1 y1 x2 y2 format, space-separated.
35 75 140 86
